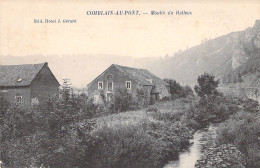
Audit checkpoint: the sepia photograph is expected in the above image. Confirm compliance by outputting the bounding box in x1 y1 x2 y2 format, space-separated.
0 0 259 167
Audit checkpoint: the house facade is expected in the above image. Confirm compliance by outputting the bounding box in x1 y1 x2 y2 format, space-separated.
87 64 170 103
0 62 60 108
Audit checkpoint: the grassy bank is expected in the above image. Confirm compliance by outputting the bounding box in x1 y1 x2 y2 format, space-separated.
194 97 260 168
2 91 256 168
216 109 260 167
89 99 194 168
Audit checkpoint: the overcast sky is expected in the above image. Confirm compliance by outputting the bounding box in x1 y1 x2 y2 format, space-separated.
0 0 259 58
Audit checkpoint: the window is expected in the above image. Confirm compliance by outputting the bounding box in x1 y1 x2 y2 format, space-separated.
107 82 113 90
15 95 22 104
126 81 131 89
98 82 103 90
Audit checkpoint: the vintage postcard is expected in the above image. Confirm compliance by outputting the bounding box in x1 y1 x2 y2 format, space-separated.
0 0 259 168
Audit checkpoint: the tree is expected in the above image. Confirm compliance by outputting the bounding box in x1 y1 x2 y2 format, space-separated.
194 73 219 97
163 79 184 98
163 79 194 99
60 78 72 106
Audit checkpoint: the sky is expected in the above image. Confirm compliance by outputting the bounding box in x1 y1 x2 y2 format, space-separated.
0 0 259 58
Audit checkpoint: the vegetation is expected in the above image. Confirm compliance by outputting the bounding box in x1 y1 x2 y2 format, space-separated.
90 99 193 168
0 91 99 168
185 95 240 129
194 73 220 97
215 99 260 168
183 73 237 129
190 73 260 168
163 78 194 99
0 92 194 168
0 73 259 167
109 88 137 113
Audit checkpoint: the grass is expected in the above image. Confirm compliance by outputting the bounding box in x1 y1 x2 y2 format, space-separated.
216 111 260 168
89 98 193 168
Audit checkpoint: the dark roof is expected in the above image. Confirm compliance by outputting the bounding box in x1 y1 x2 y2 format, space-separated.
113 64 169 86
0 62 47 87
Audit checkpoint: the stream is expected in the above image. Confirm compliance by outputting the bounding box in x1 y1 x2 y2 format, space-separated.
164 124 217 168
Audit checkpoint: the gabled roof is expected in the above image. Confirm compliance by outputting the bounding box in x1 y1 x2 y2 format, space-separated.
114 64 169 86
0 62 48 87
88 64 169 87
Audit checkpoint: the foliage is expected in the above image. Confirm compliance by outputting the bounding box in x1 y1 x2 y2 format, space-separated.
60 78 73 108
136 88 150 108
216 111 260 168
90 100 192 168
231 97 259 113
186 95 240 129
183 85 194 98
109 88 137 113
0 95 98 168
163 79 194 99
194 73 219 97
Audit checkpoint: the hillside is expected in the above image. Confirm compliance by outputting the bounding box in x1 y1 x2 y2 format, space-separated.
221 20 260 88
0 21 259 88
152 20 260 88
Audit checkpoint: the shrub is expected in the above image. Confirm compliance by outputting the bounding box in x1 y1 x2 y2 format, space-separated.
216 111 260 168
163 79 194 99
109 88 137 113
136 88 150 108
90 110 192 168
91 123 165 168
0 99 97 168
186 95 240 129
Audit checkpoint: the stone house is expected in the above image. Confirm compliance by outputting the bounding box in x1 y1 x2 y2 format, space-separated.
87 64 170 103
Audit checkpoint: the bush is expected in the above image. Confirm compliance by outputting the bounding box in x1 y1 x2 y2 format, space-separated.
91 123 165 168
163 79 194 99
90 110 192 168
216 111 260 168
186 95 240 129
136 88 150 108
0 98 97 168
109 88 138 113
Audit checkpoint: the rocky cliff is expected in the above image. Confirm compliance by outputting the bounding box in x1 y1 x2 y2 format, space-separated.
135 20 260 88
222 20 260 88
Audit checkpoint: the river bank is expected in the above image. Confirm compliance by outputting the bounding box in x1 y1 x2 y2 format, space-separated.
164 124 217 168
